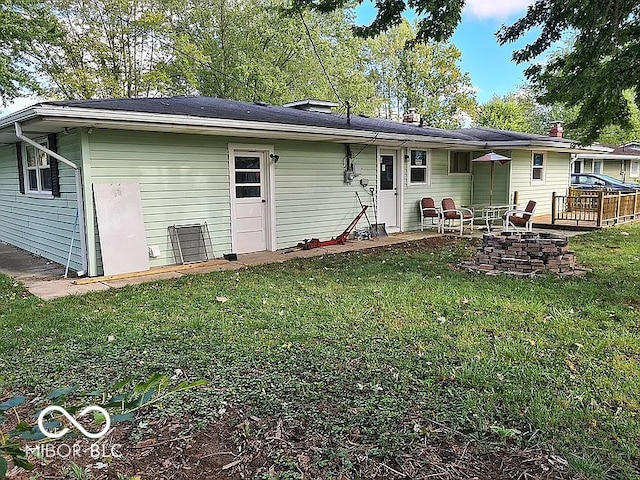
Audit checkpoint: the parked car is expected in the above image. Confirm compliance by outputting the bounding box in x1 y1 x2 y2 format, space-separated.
570 173 640 192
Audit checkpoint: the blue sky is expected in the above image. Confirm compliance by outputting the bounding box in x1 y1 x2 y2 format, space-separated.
355 0 539 103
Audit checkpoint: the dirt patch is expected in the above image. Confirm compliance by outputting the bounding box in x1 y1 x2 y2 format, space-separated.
3 404 569 480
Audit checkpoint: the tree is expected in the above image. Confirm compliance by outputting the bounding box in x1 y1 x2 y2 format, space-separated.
476 89 584 138
365 20 476 128
0 0 59 104
294 0 640 144
169 0 377 110
31 0 181 99
497 0 640 144
291 0 464 45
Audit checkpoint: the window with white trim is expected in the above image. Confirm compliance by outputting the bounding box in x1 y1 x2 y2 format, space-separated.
593 160 602 174
409 149 430 184
448 151 471 174
531 152 545 183
24 139 52 194
630 160 639 178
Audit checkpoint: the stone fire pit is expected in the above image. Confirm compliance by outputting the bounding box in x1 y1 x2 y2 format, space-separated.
461 232 585 276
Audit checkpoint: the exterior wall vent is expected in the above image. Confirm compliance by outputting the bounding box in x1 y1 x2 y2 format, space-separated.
168 223 214 264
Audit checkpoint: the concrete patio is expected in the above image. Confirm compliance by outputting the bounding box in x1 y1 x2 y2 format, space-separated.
1 225 592 300
1 231 443 300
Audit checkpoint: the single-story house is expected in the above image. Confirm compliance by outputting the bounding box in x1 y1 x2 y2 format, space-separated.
573 142 640 183
0 97 596 277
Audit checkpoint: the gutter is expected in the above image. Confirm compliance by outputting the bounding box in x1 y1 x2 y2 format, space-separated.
30 105 584 151
574 153 640 160
14 122 88 275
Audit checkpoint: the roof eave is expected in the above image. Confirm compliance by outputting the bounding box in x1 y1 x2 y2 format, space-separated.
6 105 586 151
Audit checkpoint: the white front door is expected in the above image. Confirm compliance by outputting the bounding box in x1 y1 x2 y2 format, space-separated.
232 151 268 253
378 151 398 228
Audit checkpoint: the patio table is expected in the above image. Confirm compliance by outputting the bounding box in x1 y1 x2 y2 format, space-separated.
466 204 517 231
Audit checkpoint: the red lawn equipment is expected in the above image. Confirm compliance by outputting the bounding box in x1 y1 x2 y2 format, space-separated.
296 205 369 250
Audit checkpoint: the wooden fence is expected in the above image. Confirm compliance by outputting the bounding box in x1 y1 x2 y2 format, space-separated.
552 189 640 227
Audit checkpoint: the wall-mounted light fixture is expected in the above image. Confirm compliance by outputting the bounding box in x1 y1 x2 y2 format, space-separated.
270 153 280 163
404 154 410 162
360 178 369 187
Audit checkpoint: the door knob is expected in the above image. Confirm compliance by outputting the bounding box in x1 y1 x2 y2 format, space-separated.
261 199 266 203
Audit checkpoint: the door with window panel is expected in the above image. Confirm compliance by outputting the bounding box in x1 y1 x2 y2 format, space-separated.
378 151 398 228
232 152 267 253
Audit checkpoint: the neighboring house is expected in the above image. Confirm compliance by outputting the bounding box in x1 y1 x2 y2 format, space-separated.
573 142 640 183
0 97 594 277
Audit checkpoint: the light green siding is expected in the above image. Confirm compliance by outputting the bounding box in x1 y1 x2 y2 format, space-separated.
471 150 511 206
273 142 375 249
85 130 377 271
0 131 84 271
403 149 472 230
602 159 624 179
509 150 571 215
86 130 233 273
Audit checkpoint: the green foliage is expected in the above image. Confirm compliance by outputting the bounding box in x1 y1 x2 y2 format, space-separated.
0 0 60 104
0 377 205 479
476 89 579 137
365 19 476 127
291 0 464 45
497 0 640 144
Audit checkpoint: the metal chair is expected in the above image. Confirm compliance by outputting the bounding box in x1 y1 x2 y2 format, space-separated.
440 198 474 235
502 200 537 232
420 197 441 231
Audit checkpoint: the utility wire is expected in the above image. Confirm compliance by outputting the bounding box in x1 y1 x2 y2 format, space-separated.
297 9 345 108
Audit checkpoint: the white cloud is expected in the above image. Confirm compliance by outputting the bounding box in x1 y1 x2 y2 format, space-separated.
464 0 535 21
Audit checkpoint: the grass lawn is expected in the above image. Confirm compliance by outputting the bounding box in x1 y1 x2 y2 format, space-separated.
1 226 639 479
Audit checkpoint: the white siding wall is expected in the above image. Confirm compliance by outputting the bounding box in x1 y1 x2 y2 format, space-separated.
0 131 83 271
509 150 571 216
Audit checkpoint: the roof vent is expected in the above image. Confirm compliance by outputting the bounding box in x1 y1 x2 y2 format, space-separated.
282 99 339 113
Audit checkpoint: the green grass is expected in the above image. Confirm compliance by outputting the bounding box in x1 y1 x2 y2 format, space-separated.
1 225 640 478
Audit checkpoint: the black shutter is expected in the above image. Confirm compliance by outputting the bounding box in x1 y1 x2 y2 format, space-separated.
48 133 61 197
16 142 25 194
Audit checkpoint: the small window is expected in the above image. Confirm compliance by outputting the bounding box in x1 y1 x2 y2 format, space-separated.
409 150 429 184
531 152 545 183
629 161 639 178
23 140 52 194
449 151 471 174
593 160 602 174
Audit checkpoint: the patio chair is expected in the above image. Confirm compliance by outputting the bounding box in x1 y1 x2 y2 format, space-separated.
440 198 474 235
502 200 537 232
419 197 441 231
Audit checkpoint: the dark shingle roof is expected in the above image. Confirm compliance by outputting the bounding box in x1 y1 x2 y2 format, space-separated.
601 144 640 156
42 96 570 144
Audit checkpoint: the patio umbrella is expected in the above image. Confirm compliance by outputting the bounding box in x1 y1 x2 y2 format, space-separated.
472 152 512 205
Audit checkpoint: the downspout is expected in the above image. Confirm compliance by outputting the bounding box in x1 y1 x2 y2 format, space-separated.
15 122 88 275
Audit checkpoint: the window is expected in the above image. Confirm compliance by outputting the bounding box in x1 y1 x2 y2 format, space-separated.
593 160 602 174
23 140 52 194
531 152 545 183
449 151 471 174
234 156 262 198
572 159 584 174
409 149 429 184
630 161 639 178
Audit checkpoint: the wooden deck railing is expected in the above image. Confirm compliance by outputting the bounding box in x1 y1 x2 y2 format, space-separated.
552 189 640 227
